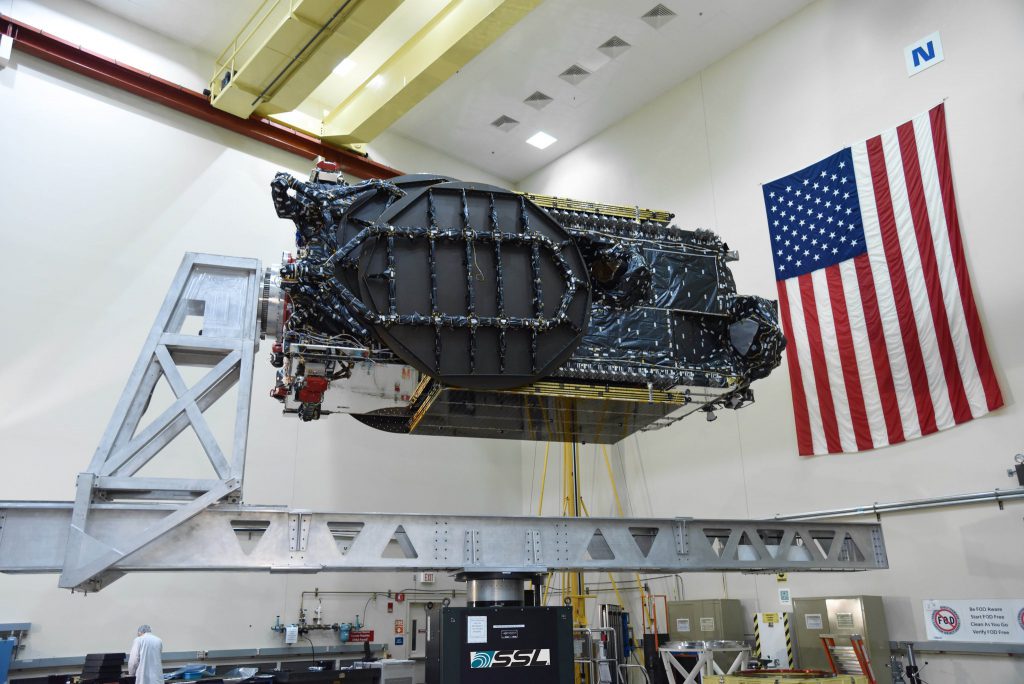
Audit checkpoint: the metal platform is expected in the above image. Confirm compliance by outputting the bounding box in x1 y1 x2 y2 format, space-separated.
0 253 888 592
53 253 260 592
0 503 886 577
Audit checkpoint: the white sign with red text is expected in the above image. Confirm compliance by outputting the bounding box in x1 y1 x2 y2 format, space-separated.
923 599 1024 644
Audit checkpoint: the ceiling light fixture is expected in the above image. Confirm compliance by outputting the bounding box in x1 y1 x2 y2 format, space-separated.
526 131 557 150
641 4 677 29
333 58 356 76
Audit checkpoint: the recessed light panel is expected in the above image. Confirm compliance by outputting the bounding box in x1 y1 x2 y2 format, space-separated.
526 131 557 149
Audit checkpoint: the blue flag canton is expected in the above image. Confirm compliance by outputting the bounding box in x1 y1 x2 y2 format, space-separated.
763 147 867 281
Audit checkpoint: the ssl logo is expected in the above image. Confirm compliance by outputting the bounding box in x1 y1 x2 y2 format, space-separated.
470 649 552 668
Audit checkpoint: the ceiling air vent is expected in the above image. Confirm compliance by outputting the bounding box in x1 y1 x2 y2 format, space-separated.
524 91 553 110
490 115 520 132
641 3 677 29
598 36 631 59
558 64 591 86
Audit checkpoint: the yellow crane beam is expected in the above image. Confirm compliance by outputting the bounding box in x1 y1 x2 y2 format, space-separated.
321 0 540 144
209 0 401 119
210 0 539 147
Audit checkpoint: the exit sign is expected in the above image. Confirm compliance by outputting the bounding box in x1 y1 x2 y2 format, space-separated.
904 31 944 76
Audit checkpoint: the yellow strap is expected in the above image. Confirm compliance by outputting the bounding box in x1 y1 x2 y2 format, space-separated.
603 445 653 632
602 445 625 516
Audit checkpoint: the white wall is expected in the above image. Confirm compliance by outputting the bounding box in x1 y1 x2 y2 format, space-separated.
0 0 518 664
520 1 1024 682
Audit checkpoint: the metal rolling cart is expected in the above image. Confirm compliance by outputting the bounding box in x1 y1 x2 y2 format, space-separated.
574 627 618 684
599 604 632 681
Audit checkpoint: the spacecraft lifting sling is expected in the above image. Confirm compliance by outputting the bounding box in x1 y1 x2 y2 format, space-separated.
261 163 786 443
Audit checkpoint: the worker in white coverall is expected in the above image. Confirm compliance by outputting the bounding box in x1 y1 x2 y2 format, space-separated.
128 625 163 684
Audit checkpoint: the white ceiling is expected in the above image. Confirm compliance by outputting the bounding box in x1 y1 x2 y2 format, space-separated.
82 0 264 57
81 0 812 184
391 0 813 183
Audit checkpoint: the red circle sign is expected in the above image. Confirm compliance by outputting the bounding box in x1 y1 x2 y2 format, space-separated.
1018 607 1024 632
931 606 960 635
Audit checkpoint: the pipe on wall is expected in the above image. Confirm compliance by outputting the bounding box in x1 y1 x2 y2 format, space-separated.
771 487 1024 521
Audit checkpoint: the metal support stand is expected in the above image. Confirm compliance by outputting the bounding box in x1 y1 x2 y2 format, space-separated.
903 642 922 684
59 253 261 591
570 442 587 635
0 253 889 589
660 643 750 684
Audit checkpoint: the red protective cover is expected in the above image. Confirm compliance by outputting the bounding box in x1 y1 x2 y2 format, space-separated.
296 376 329 403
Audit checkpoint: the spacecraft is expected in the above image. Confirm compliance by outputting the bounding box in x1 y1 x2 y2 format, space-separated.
260 162 785 443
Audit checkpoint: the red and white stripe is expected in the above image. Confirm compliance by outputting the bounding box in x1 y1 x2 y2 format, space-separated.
777 104 1002 456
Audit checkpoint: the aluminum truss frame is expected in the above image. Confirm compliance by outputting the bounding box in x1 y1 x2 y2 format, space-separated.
661 644 750 684
57 253 262 591
0 252 888 590
0 504 887 575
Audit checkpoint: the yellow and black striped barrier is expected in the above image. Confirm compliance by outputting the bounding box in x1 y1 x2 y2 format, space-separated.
753 612 793 668
784 612 793 668
753 614 762 659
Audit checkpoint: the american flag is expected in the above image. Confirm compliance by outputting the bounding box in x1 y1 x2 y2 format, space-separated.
763 103 1002 456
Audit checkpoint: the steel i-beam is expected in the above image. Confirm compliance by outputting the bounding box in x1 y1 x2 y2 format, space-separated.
0 504 888 576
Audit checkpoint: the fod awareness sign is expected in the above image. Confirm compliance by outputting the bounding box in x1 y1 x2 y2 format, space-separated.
923 599 1024 644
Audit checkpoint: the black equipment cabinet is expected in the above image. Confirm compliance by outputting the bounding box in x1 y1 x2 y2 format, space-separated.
425 605 573 684
642 633 670 684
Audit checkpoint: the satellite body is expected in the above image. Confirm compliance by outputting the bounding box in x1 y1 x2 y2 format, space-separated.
262 165 784 443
